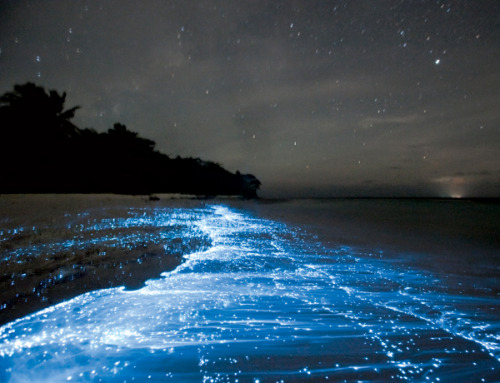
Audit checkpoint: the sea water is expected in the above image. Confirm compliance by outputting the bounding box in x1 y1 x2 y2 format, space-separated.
0 200 499 382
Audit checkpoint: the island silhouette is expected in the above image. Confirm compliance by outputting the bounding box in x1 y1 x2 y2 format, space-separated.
0 83 261 198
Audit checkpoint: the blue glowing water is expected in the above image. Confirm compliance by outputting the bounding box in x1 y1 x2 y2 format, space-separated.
0 203 499 382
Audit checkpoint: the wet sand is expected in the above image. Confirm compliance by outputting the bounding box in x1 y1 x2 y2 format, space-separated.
2 195 499 326
0 196 499 381
0 194 211 325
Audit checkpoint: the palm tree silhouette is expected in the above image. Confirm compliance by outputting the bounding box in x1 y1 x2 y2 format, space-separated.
0 82 80 140
0 82 261 197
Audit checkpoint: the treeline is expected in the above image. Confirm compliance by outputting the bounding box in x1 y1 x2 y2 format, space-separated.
0 83 260 197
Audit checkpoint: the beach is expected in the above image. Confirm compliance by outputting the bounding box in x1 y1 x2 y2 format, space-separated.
0 195 499 382
0 194 213 325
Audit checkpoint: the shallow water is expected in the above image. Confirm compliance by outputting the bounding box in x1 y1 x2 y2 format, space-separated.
0 197 210 324
0 201 499 382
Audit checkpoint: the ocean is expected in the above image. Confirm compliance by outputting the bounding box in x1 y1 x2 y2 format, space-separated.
0 195 498 382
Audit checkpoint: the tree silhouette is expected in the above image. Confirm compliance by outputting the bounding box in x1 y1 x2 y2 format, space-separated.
106 123 156 156
0 82 80 141
0 83 261 197
0 82 82 189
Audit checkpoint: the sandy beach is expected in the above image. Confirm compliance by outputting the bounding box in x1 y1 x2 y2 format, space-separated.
0 195 499 382
0 194 211 325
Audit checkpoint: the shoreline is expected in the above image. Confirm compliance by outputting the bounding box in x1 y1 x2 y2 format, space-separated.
1 195 499 326
231 197 500 277
0 248 184 326
0 195 212 326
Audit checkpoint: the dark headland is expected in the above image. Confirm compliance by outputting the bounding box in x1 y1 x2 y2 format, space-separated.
0 83 261 198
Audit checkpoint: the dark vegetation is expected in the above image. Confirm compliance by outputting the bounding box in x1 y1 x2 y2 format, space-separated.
0 83 261 197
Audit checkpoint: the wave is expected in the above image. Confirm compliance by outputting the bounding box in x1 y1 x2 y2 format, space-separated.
0 204 498 382
0 206 211 324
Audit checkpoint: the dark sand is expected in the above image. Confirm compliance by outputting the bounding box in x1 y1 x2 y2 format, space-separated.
1 195 499 326
0 194 211 325
1 196 499 382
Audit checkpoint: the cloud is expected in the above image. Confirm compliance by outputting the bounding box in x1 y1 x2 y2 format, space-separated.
1 0 500 196
358 114 422 130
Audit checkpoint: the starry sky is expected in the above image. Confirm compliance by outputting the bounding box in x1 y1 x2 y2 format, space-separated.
1 1 499 197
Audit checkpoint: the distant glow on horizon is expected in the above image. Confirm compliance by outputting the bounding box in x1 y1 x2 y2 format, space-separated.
1 1 500 197
433 175 467 199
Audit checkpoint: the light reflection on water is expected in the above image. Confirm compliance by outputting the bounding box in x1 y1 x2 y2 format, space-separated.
0 205 499 382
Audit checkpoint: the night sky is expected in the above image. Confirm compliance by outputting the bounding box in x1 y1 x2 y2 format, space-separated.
1 1 499 197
